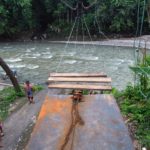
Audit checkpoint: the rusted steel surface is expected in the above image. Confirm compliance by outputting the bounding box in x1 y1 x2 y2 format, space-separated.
26 95 72 150
73 95 134 150
26 94 134 150
48 77 111 83
49 73 107 77
48 84 112 90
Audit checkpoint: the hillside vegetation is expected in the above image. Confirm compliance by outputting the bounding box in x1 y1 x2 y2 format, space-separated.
0 0 150 39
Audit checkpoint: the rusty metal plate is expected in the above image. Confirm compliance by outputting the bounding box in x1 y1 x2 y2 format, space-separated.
26 95 134 150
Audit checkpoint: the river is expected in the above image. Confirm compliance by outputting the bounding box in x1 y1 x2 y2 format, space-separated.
0 41 138 90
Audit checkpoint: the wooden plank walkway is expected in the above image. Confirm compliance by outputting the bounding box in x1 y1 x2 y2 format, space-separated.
48 84 112 90
0 82 12 86
48 77 111 83
48 73 112 91
26 94 134 150
49 73 107 77
0 82 12 90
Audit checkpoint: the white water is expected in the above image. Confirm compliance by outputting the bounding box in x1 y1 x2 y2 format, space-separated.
0 41 140 89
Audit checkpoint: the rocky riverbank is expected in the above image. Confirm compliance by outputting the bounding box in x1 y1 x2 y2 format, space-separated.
49 35 150 49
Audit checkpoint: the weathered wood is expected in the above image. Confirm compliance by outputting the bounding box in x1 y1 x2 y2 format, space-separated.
48 77 111 83
48 73 111 91
0 83 13 86
49 73 107 77
48 84 112 90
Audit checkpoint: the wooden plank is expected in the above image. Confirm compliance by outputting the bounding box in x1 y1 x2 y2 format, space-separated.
0 83 13 86
49 73 107 77
48 84 112 90
48 77 111 83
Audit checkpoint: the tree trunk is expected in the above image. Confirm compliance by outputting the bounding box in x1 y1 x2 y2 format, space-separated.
147 2 150 27
0 57 21 93
71 10 72 23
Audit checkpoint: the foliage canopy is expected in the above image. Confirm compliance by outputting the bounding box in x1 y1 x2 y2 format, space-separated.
0 0 149 39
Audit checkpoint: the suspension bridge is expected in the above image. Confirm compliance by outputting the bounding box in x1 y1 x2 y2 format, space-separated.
25 0 136 149
2 0 148 149
26 72 134 150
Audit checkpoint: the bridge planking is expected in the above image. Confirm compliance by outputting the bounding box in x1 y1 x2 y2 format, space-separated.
48 73 112 91
48 77 111 83
48 84 112 90
0 82 13 86
49 73 107 77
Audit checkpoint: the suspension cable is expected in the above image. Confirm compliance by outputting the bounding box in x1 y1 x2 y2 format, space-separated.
83 14 95 49
135 0 141 38
133 0 141 85
81 15 85 48
136 0 146 65
75 17 80 50
61 0 75 10
56 17 78 72
133 0 148 99
82 0 97 10
94 3 110 40
139 0 146 46
140 0 146 36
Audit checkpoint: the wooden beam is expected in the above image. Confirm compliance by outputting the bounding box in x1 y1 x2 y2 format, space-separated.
49 73 107 77
48 77 111 83
48 84 112 90
0 83 13 86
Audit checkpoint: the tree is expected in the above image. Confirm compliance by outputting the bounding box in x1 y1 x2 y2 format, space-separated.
0 0 32 38
147 0 150 27
0 57 21 93
0 0 150 38
31 0 48 37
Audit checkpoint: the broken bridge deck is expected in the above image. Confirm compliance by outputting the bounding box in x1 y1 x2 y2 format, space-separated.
26 94 134 150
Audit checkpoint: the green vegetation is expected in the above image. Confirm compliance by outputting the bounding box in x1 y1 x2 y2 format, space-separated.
112 54 150 148
113 86 150 148
32 84 43 92
0 0 150 39
0 0 32 38
0 85 43 120
0 87 24 120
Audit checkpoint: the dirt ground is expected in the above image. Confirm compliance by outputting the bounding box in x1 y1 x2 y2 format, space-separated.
0 88 69 150
0 89 48 150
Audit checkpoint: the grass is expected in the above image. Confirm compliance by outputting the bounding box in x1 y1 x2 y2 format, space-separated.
0 85 43 120
112 85 150 148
